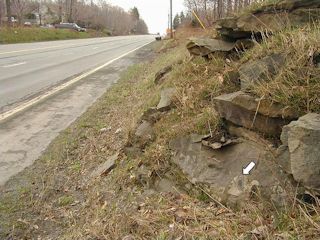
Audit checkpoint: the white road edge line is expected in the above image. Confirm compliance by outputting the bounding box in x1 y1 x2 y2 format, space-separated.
2 62 27 68
0 39 107 55
0 40 153 122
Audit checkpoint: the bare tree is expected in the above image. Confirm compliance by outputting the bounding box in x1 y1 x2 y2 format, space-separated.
0 0 5 26
183 0 265 26
1 0 149 35
12 0 28 24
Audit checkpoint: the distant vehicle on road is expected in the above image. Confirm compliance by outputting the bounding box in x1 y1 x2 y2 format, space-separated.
155 33 162 41
55 23 86 32
24 22 32 27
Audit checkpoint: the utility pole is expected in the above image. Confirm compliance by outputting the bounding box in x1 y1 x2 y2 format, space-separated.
39 0 42 26
170 0 173 38
5 0 11 27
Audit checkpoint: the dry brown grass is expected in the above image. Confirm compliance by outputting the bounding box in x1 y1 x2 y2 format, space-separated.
239 24 320 115
1 27 320 240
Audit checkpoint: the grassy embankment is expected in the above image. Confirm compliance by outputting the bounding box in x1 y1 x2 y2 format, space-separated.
0 23 320 239
0 27 109 44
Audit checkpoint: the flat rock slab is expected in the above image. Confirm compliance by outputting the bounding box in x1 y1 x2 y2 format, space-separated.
214 91 295 136
170 135 266 187
91 153 118 178
281 113 320 192
170 134 290 206
187 38 236 57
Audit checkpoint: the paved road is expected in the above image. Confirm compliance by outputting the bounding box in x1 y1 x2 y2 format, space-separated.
0 36 154 186
0 35 154 111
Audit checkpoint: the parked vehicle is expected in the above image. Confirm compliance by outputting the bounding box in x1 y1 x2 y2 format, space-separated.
24 22 32 27
55 23 86 32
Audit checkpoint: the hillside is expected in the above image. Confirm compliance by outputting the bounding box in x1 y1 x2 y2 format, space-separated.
0 0 320 239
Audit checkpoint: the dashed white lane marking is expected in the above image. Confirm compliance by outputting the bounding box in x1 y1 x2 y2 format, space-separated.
2 62 27 68
0 40 153 122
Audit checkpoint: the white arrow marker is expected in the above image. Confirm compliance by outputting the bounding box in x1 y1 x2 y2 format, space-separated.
243 162 256 175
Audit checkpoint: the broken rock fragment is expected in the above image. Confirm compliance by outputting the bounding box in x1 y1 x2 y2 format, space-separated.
157 88 176 111
280 113 320 193
91 153 118 178
154 65 173 84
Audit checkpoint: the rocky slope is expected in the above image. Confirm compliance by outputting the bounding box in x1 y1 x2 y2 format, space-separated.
1 0 320 239
163 0 320 209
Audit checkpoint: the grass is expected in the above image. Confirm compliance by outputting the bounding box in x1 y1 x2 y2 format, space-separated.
239 24 320 115
239 0 281 14
0 27 320 239
0 27 109 44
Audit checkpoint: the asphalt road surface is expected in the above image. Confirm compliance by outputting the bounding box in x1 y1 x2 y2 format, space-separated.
0 35 154 186
0 35 154 111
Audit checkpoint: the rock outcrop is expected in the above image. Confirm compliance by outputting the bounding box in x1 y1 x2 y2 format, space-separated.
214 91 297 136
216 0 320 40
169 135 267 187
168 0 320 209
187 38 236 57
187 38 255 58
169 134 291 207
279 113 320 193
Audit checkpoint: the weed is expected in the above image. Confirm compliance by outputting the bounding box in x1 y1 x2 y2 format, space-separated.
58 195 74 206
240 24 320 114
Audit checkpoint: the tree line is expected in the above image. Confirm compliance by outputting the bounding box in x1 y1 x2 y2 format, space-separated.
173 0 266 29
0 0 148 35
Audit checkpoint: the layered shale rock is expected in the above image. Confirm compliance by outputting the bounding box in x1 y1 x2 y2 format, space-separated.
214 91 297 136
216 0 320 40
187 38 254 58
187 38 236 57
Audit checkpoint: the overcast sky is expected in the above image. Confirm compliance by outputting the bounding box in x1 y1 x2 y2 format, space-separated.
107 0 186 34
